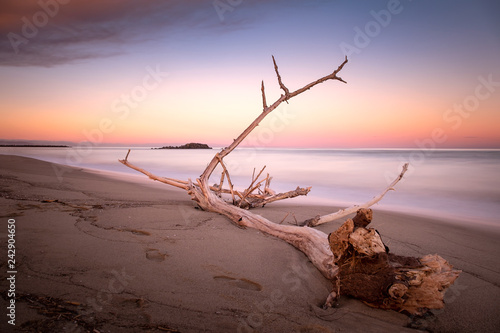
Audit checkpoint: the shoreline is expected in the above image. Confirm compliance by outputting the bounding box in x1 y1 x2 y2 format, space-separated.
1 155 499 332
2 148 498 230
2 147 499 230
68 164 500 232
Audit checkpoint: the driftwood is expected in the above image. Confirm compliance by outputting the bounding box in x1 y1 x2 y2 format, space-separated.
325 208 460 314
304 163 409 227
119 56 460 315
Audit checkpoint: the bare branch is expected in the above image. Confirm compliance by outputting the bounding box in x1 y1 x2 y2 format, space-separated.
239 178 269 207
216 172 225 196
305 163 409 227
216 154 238 204
120 153 306 209
119 154 189 191
199 56 349 185
272 55 290 97
264 175 275 195
245 186 312 208
279 212 290 224
288 56 348 99
261 80 267 110
247 166 266 191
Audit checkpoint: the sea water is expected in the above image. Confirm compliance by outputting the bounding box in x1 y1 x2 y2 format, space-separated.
1 147 499 227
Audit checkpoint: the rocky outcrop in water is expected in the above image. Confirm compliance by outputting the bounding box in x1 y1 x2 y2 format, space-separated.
153 143 212 149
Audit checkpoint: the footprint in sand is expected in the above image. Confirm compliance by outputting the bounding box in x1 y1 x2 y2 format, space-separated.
213 275 262 291
145 249 168 262
122 228 151 236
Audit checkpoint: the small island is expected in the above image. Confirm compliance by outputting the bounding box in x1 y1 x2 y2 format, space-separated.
152 142 212 149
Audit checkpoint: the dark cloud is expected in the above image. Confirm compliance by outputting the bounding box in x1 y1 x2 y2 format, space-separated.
0 0 257 67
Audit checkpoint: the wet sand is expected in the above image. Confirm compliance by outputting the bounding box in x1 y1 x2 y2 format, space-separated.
1 155 499 332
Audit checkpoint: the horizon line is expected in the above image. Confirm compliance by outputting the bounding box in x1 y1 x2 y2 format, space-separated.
1 139 499 151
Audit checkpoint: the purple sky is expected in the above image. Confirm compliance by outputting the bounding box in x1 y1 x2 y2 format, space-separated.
1 0 499 148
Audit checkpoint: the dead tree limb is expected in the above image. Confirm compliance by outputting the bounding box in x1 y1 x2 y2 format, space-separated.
272 55 290 98
119 56 460 315
325 208 460 315
261 81 267 110
216 154 238 204
119 150 189 190
198 56 348 189
304 163 409 227
239 166 267 206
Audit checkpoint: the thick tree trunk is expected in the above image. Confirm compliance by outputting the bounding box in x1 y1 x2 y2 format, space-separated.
326 208 460 315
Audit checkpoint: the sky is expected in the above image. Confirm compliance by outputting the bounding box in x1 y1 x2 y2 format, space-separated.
0 0 499 148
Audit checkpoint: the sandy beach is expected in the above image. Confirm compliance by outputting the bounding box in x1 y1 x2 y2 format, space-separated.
1 154 499 333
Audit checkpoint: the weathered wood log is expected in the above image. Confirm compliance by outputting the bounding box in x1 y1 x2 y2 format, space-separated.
326 208 460 315
187 180 338 280
119 56 461 317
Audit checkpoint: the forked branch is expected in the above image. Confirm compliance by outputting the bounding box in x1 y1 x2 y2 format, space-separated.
198 56 348 186
272 55 290 98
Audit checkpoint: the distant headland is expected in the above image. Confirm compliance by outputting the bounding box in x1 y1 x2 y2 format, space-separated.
0 144 70 148
152 143 212 149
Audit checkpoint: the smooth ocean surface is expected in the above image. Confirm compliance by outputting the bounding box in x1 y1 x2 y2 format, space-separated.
1 147 499 226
